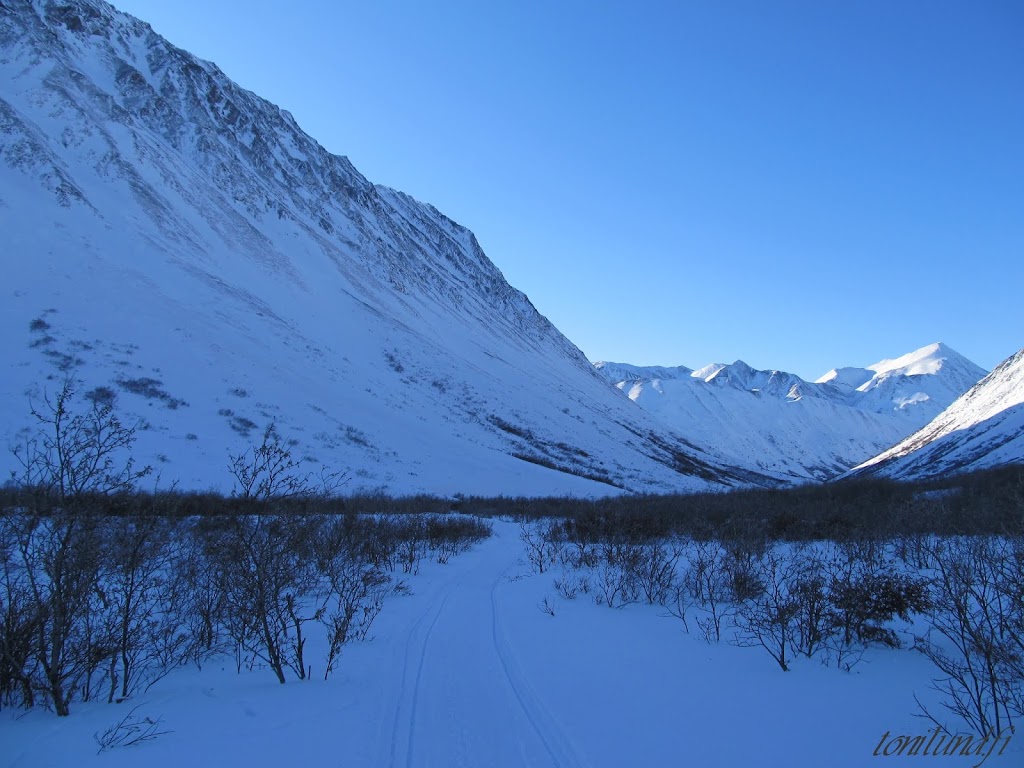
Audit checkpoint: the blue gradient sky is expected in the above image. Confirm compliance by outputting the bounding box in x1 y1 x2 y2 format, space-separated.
113 0 1023 380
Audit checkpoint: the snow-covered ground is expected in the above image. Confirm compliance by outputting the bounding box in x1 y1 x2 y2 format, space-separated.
5 520 1014 768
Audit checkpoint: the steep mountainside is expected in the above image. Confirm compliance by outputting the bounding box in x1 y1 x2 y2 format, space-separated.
595 343 987 481
849 348 1024 480
0 0 757 496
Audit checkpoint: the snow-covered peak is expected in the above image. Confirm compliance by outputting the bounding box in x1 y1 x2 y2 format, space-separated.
867 342 963 379
850 343 987 413
850 348 1024 480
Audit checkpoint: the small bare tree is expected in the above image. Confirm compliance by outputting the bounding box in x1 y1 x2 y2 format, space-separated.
101 507 193 702
732 547 797 671
632 540 682 606
312 516 390 680
519 519 560 574
217 425 343 683
228 423 344 509
681 539 735 643
6 381 150 715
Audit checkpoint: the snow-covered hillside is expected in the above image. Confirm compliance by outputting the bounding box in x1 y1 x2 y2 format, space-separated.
595 343 987 481
0 0 758 496
850 348 1024 480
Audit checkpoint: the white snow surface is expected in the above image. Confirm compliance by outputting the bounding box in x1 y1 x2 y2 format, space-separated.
2 520 1001 768
851 347 1024 480
0 0 758 497
596 343 987 481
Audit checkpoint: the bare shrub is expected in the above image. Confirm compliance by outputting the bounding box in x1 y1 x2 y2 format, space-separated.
592 542 641 608
827 540 929 654
6 381 150 715
519 519 560 574
915 536 1021 736
631 540 682 606
731 546 798 671
681 539 734 643
539 596 556 617
94 705 170 754
553 572 589 600
314 516 391 680
209 513 322 684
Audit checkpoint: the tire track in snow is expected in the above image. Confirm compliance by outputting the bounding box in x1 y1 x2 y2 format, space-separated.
490 567 591 768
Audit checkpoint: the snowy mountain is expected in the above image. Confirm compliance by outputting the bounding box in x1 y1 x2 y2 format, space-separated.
594 343 987 481
0 0 760 496
849 348 1024 480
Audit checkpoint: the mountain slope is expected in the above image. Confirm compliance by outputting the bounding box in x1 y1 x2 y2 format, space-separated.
849 348 1024 480
595 344 986 481
0 0 757 496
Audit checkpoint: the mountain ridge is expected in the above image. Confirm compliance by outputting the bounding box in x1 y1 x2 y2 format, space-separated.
849 348 1024 480
1 0 760 496
594 343 988 480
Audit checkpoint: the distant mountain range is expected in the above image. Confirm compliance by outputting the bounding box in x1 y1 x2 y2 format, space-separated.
594 343 989 481
1 0 1019 496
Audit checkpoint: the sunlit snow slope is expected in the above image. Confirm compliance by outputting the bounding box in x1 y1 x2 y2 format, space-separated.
595 343 986 481
850 348 1024 480
0 0 760 496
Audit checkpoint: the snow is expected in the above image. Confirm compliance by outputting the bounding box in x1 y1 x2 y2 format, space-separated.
596 344 987 481
4 520 1005 768
0 0 742 497
691 362 727 381
852 348 1024 479
816 366 875 391
867 342 959 379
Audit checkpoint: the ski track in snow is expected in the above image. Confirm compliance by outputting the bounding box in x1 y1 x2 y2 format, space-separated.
382 537 588 768
388 586 452 768
490 566 590 768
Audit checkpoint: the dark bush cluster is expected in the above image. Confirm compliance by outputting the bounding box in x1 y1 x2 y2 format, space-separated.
461 464 1024 541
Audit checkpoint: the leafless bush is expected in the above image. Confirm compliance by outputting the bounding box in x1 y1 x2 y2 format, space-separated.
553 572 589 600
0 533 38 709
592 542 642 608
914 536 1022 736
426 514 491 564
678 539 733 642
209 513 322 684
520 519 560 574
100 509 196 702
632 540 682 605
827 540 929 655
94 705 170 753
5 381 150 715
788 545 831 660
731 546 798 671
539 596 556 617
228 423 345 507
314 517 392 680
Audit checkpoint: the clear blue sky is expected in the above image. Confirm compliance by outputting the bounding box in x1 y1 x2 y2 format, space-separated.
113 0 1023 380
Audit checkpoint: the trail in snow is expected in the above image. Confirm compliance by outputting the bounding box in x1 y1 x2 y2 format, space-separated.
382 535 588 768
